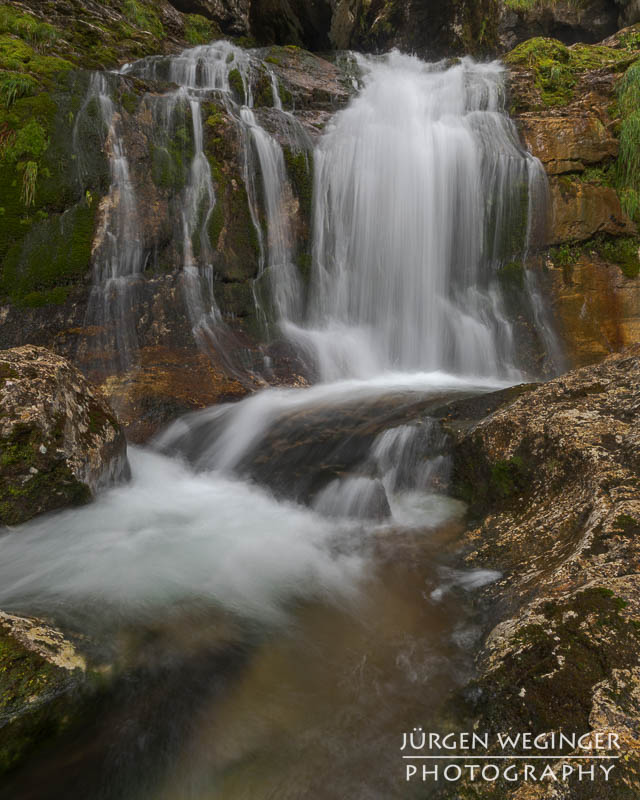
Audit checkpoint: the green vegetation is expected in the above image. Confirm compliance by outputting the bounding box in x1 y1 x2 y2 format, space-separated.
470 587 640 742
123 0 164 40
594 235 640 278
506 36 635 107
0 422 92 526
1 201 97 305
0 72 37 107
497 259 525 289
549 235 640 279
616 59 640 221
184 14 219 46
228 68 245 104
0 6 59 49
504 0 588 11
283 147 313 206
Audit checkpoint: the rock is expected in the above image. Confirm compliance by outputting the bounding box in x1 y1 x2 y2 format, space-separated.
447 345 640 794
0 345 129 526
507 32 640 369
518 112 618 175
158 389 465 504
499 0 620 51
547 176 636 244
167 0 250 35
545 249 640 367
0 611 88 775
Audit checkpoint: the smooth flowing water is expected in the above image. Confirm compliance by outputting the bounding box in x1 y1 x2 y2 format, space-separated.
0 42 560 800
287 53 550 381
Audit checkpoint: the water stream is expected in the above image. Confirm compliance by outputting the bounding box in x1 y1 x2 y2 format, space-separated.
0 41 561 800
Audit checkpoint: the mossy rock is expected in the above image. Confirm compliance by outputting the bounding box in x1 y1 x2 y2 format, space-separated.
0 422 92 527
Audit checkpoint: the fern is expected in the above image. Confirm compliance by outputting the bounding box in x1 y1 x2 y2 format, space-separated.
0 73 37 108
20 161 38 208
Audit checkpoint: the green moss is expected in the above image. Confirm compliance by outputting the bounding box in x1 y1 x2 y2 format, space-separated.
0 200 97 304
278 80 293 108
0 34 72 79
489 456 527 499
253 71 274 108
506 37 633 108
228 68 245 104
208 196 225 247
184 13 219 46
123 0 164 40
580 163 615 186
616 60 640 222
468 587 640 739
283 146 313 206
594 235 640 278
120 90 139 115
497 260 525 289
0 6 59 49
296 252 312 280
0 423 92 527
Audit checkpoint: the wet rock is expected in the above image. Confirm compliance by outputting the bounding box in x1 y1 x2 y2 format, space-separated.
518 113 618 175
447 346 640 795
168 0 250 35
0 345 129 526
499 0 621 52
0 611 88 775
544 249 640 367
548 176 636 245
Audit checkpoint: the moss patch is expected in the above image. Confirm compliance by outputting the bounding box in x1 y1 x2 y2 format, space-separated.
0 422 92 527
506 37 634 108
1 200 97 304
183 13 220 46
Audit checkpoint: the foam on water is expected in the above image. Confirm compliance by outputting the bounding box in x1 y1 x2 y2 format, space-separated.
0 449 364 625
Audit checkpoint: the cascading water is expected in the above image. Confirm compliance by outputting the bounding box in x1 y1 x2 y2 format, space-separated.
286 53 550 381
75 73 144 373
79 41 313 376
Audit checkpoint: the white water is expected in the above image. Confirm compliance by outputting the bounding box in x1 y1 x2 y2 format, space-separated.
155 370 509 474
77 73 144 372
286 53 549 381
0 449 363 624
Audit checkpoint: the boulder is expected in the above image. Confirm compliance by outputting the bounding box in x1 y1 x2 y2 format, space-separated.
0 611 89 774
447 345 640 795
0 346 129 526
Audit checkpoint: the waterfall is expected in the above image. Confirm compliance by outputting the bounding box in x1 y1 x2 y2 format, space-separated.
77 43 556 385
75 73 144 374
285 52 550 381
78 41 312 376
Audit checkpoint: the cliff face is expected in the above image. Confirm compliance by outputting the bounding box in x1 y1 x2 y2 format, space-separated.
507 29 640 368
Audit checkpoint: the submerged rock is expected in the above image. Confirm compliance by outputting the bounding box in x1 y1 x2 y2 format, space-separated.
0 345 129 527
